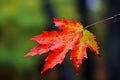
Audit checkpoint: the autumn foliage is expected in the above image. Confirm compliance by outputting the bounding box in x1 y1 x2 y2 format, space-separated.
24 18 100 74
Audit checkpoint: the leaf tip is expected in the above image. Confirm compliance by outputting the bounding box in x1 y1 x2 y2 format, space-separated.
53 18 59 22
97 54 103 59
40 70 44 74
40 68 47 74
23 54 29 58
23 56 26 58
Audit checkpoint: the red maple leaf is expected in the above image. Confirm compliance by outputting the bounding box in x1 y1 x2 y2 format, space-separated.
24 18 100 74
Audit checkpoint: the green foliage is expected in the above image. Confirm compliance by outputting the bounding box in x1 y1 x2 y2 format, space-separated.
0 0 48 71
0 0 48 27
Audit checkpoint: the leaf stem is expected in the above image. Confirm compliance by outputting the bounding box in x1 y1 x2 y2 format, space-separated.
84 14 120 29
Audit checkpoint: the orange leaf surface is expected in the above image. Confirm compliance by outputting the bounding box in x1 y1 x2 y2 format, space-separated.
24 18 100 74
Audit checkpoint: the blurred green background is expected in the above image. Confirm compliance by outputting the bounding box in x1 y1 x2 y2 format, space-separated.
0 0 120 80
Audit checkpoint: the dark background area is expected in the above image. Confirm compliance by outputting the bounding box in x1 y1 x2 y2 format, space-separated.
0 0 120 80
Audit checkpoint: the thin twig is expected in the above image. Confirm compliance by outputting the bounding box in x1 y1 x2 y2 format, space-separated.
84 14 120 29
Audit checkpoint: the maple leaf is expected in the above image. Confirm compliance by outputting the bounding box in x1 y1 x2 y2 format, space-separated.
24 18 100 74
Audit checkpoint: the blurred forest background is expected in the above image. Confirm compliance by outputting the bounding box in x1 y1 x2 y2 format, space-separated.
0 0 120 80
